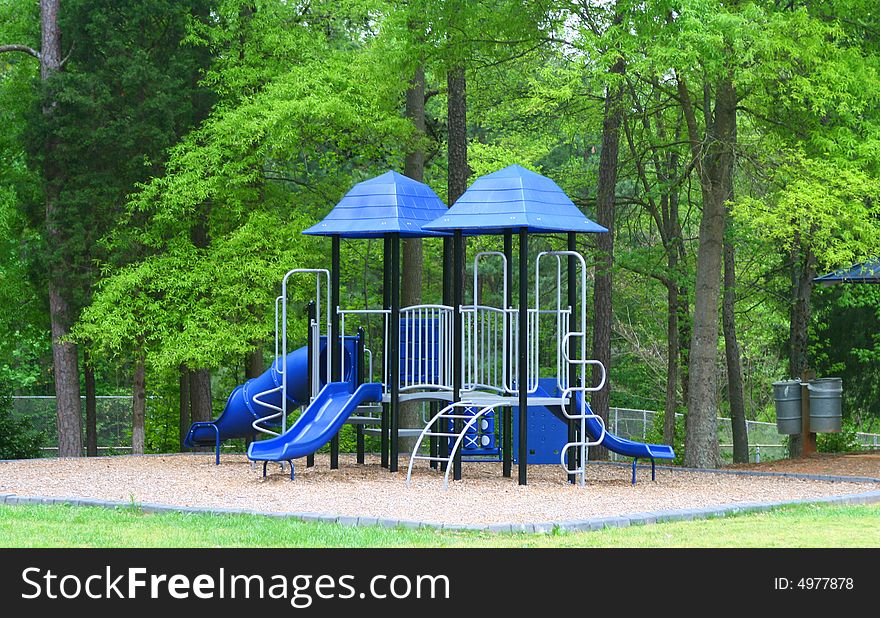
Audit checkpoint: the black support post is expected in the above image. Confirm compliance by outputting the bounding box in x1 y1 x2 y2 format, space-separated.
356 326 365 464
330 236 341 469
567 232 578 484
518 228 529 486
306 300 316 468
502 230 513 478
452 230 464 481
381 236 391 468
440 237 452 471
389 233 401 472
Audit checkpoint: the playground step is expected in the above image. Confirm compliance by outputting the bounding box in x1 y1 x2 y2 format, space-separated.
412 455 452 462
346 416 381 425
362 427 423 437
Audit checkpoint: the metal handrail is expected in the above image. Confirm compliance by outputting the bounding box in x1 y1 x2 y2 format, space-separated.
398 304 454 392
250 386 284 436
406 400 500 489
561 332 607 392
280 269 330 432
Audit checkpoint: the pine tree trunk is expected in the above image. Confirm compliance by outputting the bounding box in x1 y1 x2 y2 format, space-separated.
664 276 679 446
680 75 737 468
787 243 816 457
399 58 426 452
132 355 146 455
447 66 469 202
188 369 212 423
589 56 624 461
179 365 190 451
245 348 264 380
723 232 749 463
84 355 97 456
39 0 83 457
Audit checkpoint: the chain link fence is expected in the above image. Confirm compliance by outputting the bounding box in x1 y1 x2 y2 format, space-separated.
609 407 880 464
12 396 135 456
11 396 880 460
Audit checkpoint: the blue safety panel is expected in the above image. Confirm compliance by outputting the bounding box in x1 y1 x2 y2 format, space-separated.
423 164 607 235
512 379 568 464
399 318 441 384
302 171 450 238
814 258 880 285
448 405 499 456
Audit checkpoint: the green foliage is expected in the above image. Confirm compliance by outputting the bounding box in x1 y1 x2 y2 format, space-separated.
0 379 43 459
817 421 863 454
644 409 685 466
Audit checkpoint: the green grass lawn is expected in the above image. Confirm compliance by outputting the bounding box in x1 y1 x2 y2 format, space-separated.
1 502 879 548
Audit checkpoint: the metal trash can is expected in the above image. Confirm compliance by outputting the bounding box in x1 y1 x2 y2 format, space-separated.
773 380 802 434
808 377 842 433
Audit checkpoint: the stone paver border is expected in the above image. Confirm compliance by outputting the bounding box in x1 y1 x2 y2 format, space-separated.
2 488 879 534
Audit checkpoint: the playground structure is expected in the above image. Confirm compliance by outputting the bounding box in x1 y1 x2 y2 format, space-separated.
185 167 675 485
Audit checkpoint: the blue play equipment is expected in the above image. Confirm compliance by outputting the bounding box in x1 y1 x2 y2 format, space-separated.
247 382 382 479
195 165 674 487
184 336 360 464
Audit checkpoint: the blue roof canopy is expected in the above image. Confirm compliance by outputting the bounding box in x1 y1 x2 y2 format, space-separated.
814 258 880 285
422 164 607 235
302 171 450 238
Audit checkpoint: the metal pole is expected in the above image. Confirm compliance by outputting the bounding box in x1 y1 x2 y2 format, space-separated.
330 236 342 469
356 326 365 464
389 233 401 472
381 235 391 468
518 228 529 485
306 301 316 468
566 232 577 484
801 369 817 456
502 230 513 478
440 237 452 471
453 230 464 481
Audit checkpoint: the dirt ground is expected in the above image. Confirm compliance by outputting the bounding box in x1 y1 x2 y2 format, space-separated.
727 451 880 479
1 453 877 526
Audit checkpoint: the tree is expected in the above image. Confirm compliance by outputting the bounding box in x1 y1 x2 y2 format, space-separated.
1 0 82 456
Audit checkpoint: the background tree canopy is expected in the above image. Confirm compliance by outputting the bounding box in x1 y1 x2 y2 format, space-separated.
1 0 878 459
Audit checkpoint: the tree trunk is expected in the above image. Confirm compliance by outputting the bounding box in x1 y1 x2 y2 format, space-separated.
723 231 749 463
1 1 81 456
447 65 469 202
787 243 817 457
399 57 426 452
84 354 97 457
49 285 82 456
589 56 625 461
680 75 737 469
41 0 82 457
188 368 212 423
664 274 679 446
179 365 190 451
245 347 264 380
132 355 146 455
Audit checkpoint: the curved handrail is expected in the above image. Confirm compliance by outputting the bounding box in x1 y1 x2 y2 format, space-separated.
560 332 607 392
442 403 498 489
250 385 284 436
406 401 499 488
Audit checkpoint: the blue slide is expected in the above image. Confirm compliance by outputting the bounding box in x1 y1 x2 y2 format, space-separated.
183 345 311 462
573 390 674 483
247 381 382 478
574 391 675 462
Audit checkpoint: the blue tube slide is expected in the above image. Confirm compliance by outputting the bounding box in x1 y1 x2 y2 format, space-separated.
183 346 310 448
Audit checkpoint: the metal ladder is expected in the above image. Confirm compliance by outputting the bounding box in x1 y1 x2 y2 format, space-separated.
406 401 500 489
558 331 607 485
